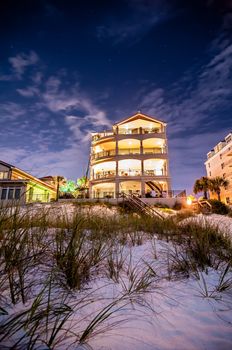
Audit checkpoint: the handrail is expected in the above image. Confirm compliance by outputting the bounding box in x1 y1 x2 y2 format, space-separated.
122 192 164 219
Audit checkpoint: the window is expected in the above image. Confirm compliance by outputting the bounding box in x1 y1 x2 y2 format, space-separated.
0 171 8 179
1 189 7 200
208 163 210 168
209 171 211 177
221 163 224 169
8 189 14 199
15 188 21 199
220 154 222 160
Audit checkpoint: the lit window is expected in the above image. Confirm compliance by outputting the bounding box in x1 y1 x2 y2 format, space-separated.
0 172 8 179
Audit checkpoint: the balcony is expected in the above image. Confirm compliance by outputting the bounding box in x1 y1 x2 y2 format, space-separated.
92 148 166 162
118 148 140 155
119 170 141 177
94 171 116 180
143 147 166 155
144 169 167 176
118 127 162 135
92 150 116 160
92 127 164 142
92 131 114 142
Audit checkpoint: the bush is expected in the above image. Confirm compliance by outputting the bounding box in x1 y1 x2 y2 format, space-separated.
154 202 170 208
172 201 182 210
59 192 75 199
209 199 229 215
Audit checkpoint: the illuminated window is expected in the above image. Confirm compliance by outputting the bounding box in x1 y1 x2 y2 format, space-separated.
0 172 8 179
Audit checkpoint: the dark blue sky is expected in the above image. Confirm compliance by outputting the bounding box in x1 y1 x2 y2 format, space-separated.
0 0 232 192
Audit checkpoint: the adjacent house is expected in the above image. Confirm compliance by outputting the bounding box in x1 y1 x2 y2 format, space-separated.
89 112 171 198
0 160 57 204
205 133 232 204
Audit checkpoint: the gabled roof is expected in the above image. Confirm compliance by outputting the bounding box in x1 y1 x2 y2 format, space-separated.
114 112 166 127
0 160 56 192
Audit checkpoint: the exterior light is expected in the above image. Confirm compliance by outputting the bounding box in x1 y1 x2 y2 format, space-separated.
186 195 195 206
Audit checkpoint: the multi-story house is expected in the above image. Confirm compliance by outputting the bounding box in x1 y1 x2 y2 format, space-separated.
0 160 57 204
89 112 171 199
205 133 232 204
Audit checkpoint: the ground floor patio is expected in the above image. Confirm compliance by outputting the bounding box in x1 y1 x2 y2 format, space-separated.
90 179 171 199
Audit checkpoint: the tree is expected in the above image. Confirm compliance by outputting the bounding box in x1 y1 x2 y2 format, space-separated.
60 180 77 194
76 176 89 198
193 176 210 199
208 176 229 201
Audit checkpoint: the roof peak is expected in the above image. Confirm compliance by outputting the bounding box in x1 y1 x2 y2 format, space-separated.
114 112 166 126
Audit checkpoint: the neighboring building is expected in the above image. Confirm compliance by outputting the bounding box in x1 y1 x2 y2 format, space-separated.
0 160 57 204
205 133 232 204
89 112 171 198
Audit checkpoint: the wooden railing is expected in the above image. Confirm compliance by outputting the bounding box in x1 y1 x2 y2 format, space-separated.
121 193 164 219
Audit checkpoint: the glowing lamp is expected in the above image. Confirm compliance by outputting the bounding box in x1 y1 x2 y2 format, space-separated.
186 196 192 206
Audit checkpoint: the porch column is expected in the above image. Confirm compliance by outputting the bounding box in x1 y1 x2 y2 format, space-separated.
116 160 119 176
116 138 119 156
141 180 145 198
115 180 120 198
140 139 143 154
141 159 144 176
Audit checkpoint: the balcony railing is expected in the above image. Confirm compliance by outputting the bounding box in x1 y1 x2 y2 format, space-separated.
92 150 116 160
144 170 167 176
92 131 114 142
118 127 162 135
92 169 168 180
118 148 140 155
92 127 164 142
143 148 166 154
92 147 166 160
119 170 141 176
94 172 116 179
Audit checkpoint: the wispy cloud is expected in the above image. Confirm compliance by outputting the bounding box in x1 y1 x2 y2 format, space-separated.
0 51 40 81
139 33 232 190
0 54 110 180
9 51 39 77
97 0 173 44
0 102 26 120
17 86 40 97
140 37 232 134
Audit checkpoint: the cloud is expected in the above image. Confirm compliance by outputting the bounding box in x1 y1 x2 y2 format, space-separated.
96 0 173 44
0 102 26 120
17 86 40 97
138 32 232 191
8 51 39 78
0 144 88 180
140 38 232 134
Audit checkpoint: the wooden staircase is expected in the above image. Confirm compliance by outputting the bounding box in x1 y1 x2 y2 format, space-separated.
192 200 212 214
122 193 165 219
146 181 163 195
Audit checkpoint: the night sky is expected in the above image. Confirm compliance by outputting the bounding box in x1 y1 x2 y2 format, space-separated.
0 0 232 192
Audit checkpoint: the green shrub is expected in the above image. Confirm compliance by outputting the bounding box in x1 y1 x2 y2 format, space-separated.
209 199 229 215
154 202 170 208
172 201 182 210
